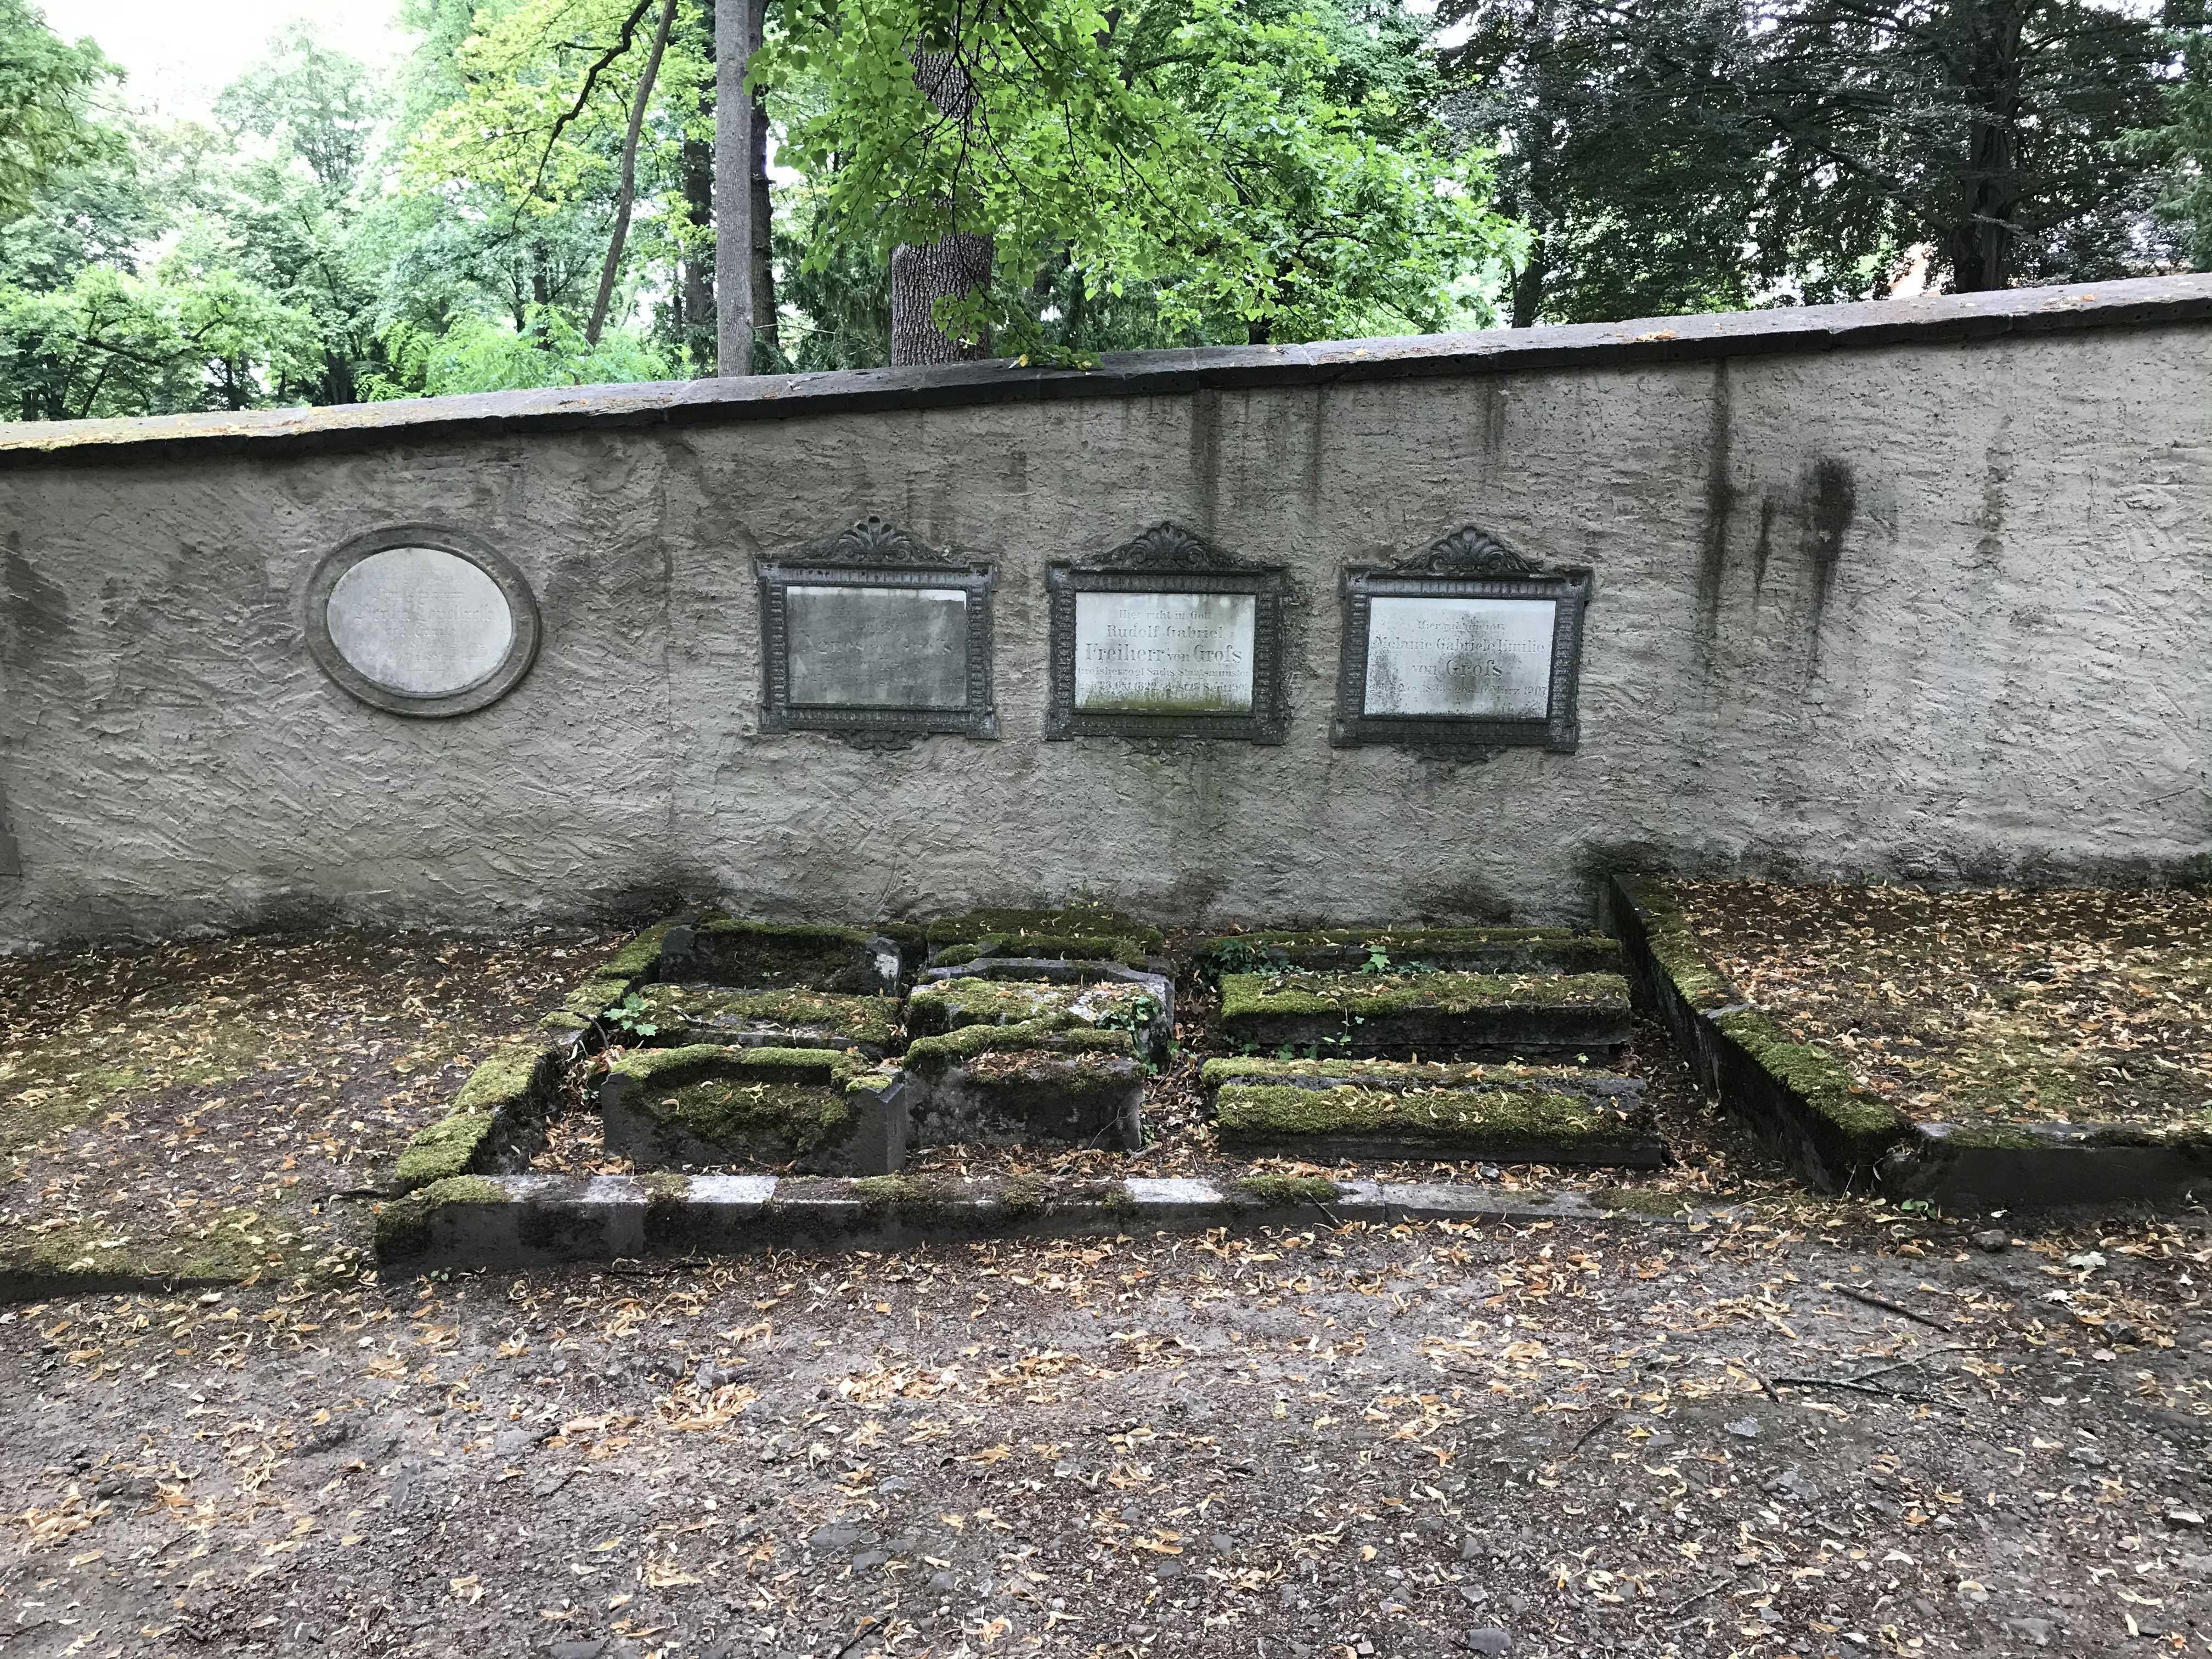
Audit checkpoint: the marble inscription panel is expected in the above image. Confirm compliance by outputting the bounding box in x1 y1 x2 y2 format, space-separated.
1362 595 1555 719
325 546 515 697
786 584 970 709
1073 591 1256 714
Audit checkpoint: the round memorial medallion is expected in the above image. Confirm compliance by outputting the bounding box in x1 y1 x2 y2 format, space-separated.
304 526 540 716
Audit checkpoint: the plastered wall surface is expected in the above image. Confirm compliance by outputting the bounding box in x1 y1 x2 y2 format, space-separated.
1 281 2207 947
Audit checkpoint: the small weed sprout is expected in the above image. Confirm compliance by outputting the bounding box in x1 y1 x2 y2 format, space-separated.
600 993 661 1040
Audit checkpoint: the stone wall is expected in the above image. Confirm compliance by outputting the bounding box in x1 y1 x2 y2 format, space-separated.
1 277 2207 949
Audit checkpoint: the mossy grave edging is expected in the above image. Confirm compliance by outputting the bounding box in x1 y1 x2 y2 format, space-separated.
392 1037 570 1194
597 1044 907 1175
369 1171 1722 1271
1191 926 1624 983
1217 968 1632 1060
1604 876 2211 1209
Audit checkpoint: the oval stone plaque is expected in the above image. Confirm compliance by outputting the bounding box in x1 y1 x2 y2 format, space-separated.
304 527 540 716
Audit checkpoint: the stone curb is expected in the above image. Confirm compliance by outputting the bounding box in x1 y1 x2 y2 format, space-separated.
1603 876 2212 1211
5 276 2209 465
370 1173 1728 1273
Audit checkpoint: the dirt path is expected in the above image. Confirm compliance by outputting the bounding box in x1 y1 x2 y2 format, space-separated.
3 1211 2206 1658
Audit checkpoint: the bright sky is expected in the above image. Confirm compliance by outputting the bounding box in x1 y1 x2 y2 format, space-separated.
40 0 404 119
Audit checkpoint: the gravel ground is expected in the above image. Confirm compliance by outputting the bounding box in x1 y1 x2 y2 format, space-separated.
3 1208 2208 1658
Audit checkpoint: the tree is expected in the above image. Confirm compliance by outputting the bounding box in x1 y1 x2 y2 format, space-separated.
759 0 1521 364
2132 15 2212 270
0 0 115 217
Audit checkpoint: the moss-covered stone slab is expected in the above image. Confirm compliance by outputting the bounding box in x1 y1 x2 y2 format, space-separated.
631 984 903 1057
1194 926 1622 980
1206 1057 1662 1166
392 1039 564 1193
906 966 1173 1064
599 1045 906 1174
928 934 1149 969
655 917 910 992
1217 969 1632 1060
921 903 1166 955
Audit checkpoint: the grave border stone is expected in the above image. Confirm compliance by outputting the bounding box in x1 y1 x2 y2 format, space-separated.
1044 521 1289 744
1331 527 1592 753
303 522 541 718
757 516 998 741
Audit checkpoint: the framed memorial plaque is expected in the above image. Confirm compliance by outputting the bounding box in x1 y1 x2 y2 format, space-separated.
758 517 997 740
1332 528 1590 753
1045 522 1288 743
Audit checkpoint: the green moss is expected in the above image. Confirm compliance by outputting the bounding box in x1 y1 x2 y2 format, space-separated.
393 1111 495 1190
1713 1011 1910 1144
908 978 1078 1029
696 916 874 947
1226 1175 1341 1209
642 1079 854 1156
853 1174 962 1218
452 1042 550 1115
638 1171 691 1214
998 1173 1049 1220
595 921 678 983
1200 1055 1560 1092
1101 1184 1138 1219
0 1012 283 1170
931 933 1147 968
923 904 1164 953
902 1020 1132 1076
540 1011 591 1034
637 985 901 1048
1219 970 1628 1019
1214 1082 1612 1145
1618 879 1733 1011
607 1043 867 1090
563 976 636 1020
7 1205 294 1284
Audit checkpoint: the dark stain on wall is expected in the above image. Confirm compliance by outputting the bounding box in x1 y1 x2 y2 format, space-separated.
1478 381 1509 466
0 776 19 878
3 536 70 653
1750 495 1778 601
1801 456 1857 658
1694 363 1739 668
1190 388 1222 534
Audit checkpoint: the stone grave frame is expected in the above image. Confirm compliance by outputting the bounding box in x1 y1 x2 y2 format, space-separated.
757 517 998 741
303 522 542 718
1044 522 1289 744
1331 527 1592 753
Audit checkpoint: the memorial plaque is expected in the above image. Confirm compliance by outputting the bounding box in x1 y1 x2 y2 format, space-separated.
1362 595 1555 719
1046 523 1288 743
1333 528 1590 752
759 518 997 740
326 546 515 696
1073 591 1256 714
304 525 541 718
786 584 969 709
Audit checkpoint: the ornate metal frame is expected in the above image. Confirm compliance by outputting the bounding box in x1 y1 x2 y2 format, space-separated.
1331 527 1592 753
303 522 541 719
1043 522 1289 744
757 517 998 740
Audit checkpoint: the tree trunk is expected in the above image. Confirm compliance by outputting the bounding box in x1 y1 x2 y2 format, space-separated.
587 0 679 346
889 48 992 366
1510 219 1548 328
1939 0 2024 291
749 90 776 360
680 0 716 374
890 233 995 364
714 0 763 375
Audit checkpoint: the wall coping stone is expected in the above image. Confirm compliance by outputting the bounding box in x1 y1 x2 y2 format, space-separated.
3 274 2209 467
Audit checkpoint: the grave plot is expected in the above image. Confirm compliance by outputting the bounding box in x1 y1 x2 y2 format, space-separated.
624 983 904 1057
1615 877 2212 1205
1193 924 1621 978
1201 1056 1662 1166
1216 961 1632 1061
902 962 1172 1150
599 1045 907 1172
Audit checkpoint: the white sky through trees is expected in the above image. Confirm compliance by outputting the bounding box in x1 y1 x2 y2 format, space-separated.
41 0 402 117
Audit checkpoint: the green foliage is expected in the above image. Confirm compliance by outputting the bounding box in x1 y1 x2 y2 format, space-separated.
599 991 663 1040
758 0 1522 353
0 0 115 218
360 308 676 398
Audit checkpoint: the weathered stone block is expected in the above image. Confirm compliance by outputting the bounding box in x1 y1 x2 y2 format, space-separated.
906 963 1173 1063
1193 926 1622 979
656 917 910 992
633 983 902 1057
1201 1055 1660 1165
600 1045 906 1173
1217 969 1632 1060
